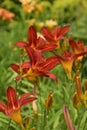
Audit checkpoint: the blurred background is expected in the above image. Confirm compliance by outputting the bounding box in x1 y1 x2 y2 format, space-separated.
0 1 87 130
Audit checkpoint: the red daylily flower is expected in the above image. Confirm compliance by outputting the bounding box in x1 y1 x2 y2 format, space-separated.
69 39 87 60
41 25 70 49
0 87 36 126
10 48 59 83
54 50 86 79
15 26 56 52
0 8 15 22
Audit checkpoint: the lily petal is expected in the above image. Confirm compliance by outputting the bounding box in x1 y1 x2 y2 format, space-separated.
28 26 37 46
15 41 27 47
41 27 54 42
45 72 58 83
6 87 19 109
19 93 37 107
53 26 61 37
0 102 7 114
21 62 31 69
41 57 59 71
25 47 44 65
59 25 70 36
40 44 57 52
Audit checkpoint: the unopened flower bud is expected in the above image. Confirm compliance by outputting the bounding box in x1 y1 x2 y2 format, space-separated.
45 92 53 110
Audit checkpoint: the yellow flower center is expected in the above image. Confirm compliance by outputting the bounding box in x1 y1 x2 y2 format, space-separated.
10 109 22 125
22 68 39 82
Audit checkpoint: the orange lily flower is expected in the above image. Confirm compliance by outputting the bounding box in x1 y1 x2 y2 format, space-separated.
69 39 87 60
0 87 36 128
41 25 70 49
15 26 56 52
10 48 59 83
63 105 75 130
54 50 86 79
73 77 87 109
0 8 15 22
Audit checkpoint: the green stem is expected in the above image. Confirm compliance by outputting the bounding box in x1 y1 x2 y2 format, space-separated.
38 84 43 130
20 123 25 130
83 118 87 130
77 108 85 130
43 108 49 130
7 119 11 130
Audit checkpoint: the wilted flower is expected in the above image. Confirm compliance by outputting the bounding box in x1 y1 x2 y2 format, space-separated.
0 87 36 128
10 48 59 83
63 105 75 130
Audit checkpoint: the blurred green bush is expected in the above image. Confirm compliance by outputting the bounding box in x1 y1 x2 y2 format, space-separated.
0 0 87 40
51 0 87 40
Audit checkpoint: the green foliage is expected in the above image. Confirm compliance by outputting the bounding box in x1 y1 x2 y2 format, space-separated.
51 0 80 23
51 0 87 40
0 0 87 130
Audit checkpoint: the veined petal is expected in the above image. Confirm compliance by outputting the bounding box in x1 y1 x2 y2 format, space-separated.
40 44 57 52
6 87 19 109
69 40 78 53
73 52 87 60
0 102 7 114
25 47 44 65
21 62 31 69
59 25 70 35
19 93 33 104
41 57 59 71
53 26 61 37
28 26 37 46
19 93 37 107
41 27 54 42
15 41 27 47
45 72 58 83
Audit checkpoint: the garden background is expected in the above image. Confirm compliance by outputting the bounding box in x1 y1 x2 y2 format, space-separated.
0 0 87 130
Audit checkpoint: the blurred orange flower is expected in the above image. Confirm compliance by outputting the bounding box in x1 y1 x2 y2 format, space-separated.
45 19 57 29
0 8 15 22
